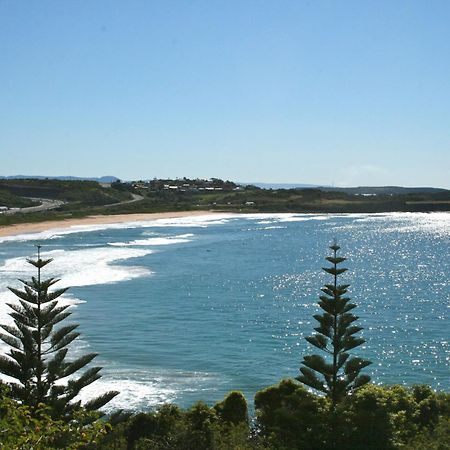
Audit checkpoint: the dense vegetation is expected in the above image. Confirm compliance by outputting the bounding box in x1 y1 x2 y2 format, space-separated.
1 177 450 227
0 385 110 449
1 379 448 449
0 179 132 206
128 180 450 214
0 189 38 209
0 243 448 449
0 179 133 226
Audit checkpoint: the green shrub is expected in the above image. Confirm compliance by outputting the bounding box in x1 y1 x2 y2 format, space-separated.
0 384 109 449
214 391 248 425
255 379 329 450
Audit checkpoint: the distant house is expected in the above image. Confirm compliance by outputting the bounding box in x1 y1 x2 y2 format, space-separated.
245 201 255 206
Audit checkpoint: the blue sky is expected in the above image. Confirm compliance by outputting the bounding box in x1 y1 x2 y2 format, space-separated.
1 1 449 187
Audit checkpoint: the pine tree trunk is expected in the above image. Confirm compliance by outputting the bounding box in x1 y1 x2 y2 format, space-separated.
36 246 43 405
332 254 338 409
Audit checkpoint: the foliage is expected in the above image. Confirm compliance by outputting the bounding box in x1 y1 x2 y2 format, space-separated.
0 248 117 419
254 379 330 450
58 187 130 207
123 404 186 450
0 384 110 449
254 381 450 450
0 189 37 208
298 243 371 407
404 417 450 450
2 380 447 450
0 179 132 211
332 384 450 450
105 393 254 450
214 390 248 425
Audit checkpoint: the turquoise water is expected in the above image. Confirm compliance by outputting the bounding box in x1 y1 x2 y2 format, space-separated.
0 213 449 411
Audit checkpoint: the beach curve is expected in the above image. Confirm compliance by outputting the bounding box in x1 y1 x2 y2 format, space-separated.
0 210 221 239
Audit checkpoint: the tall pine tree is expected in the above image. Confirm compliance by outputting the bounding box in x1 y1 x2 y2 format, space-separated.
0 246 118 418
297 242 371 408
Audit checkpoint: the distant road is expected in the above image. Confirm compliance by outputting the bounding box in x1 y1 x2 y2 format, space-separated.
3 198 65 215
1 193 144 215
102 193 144 207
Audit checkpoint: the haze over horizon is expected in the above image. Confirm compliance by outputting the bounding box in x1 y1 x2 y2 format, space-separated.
1 1 449 188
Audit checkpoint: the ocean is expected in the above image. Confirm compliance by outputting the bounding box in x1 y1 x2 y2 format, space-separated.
0 213 448 411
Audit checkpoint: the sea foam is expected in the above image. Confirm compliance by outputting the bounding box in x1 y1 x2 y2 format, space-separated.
109 233 195 247
0 214 231 244
0 246 153 344
75 367 219 412
0 213 342 245
0 247 153 288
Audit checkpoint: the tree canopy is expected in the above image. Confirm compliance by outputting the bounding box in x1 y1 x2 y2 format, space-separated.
0 246 117 418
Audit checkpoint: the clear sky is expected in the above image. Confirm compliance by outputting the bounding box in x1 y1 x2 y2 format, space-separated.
1 1 449 187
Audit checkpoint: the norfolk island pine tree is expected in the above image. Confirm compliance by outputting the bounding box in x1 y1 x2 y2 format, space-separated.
297 242 372 409
0 245 118 419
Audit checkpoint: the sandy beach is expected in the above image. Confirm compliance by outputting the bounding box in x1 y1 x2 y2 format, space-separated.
0 210 219 238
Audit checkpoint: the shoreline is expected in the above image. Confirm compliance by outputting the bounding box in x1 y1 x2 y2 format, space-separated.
1 210 447 240
0 210 220 238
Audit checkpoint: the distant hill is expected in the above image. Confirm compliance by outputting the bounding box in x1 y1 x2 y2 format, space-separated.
241 183 448 194
318 186 449 195
0 178 133 211
0 175 120 183
240 182 325 189
1 177 448 195
1 177 450 225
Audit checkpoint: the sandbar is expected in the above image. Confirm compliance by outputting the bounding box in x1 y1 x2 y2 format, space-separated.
0 210 220 238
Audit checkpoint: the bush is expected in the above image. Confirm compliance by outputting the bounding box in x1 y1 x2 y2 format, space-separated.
255 379 329 450
0 384 109 449
214 391 248 425
254 381 450 450
120 393 253 450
